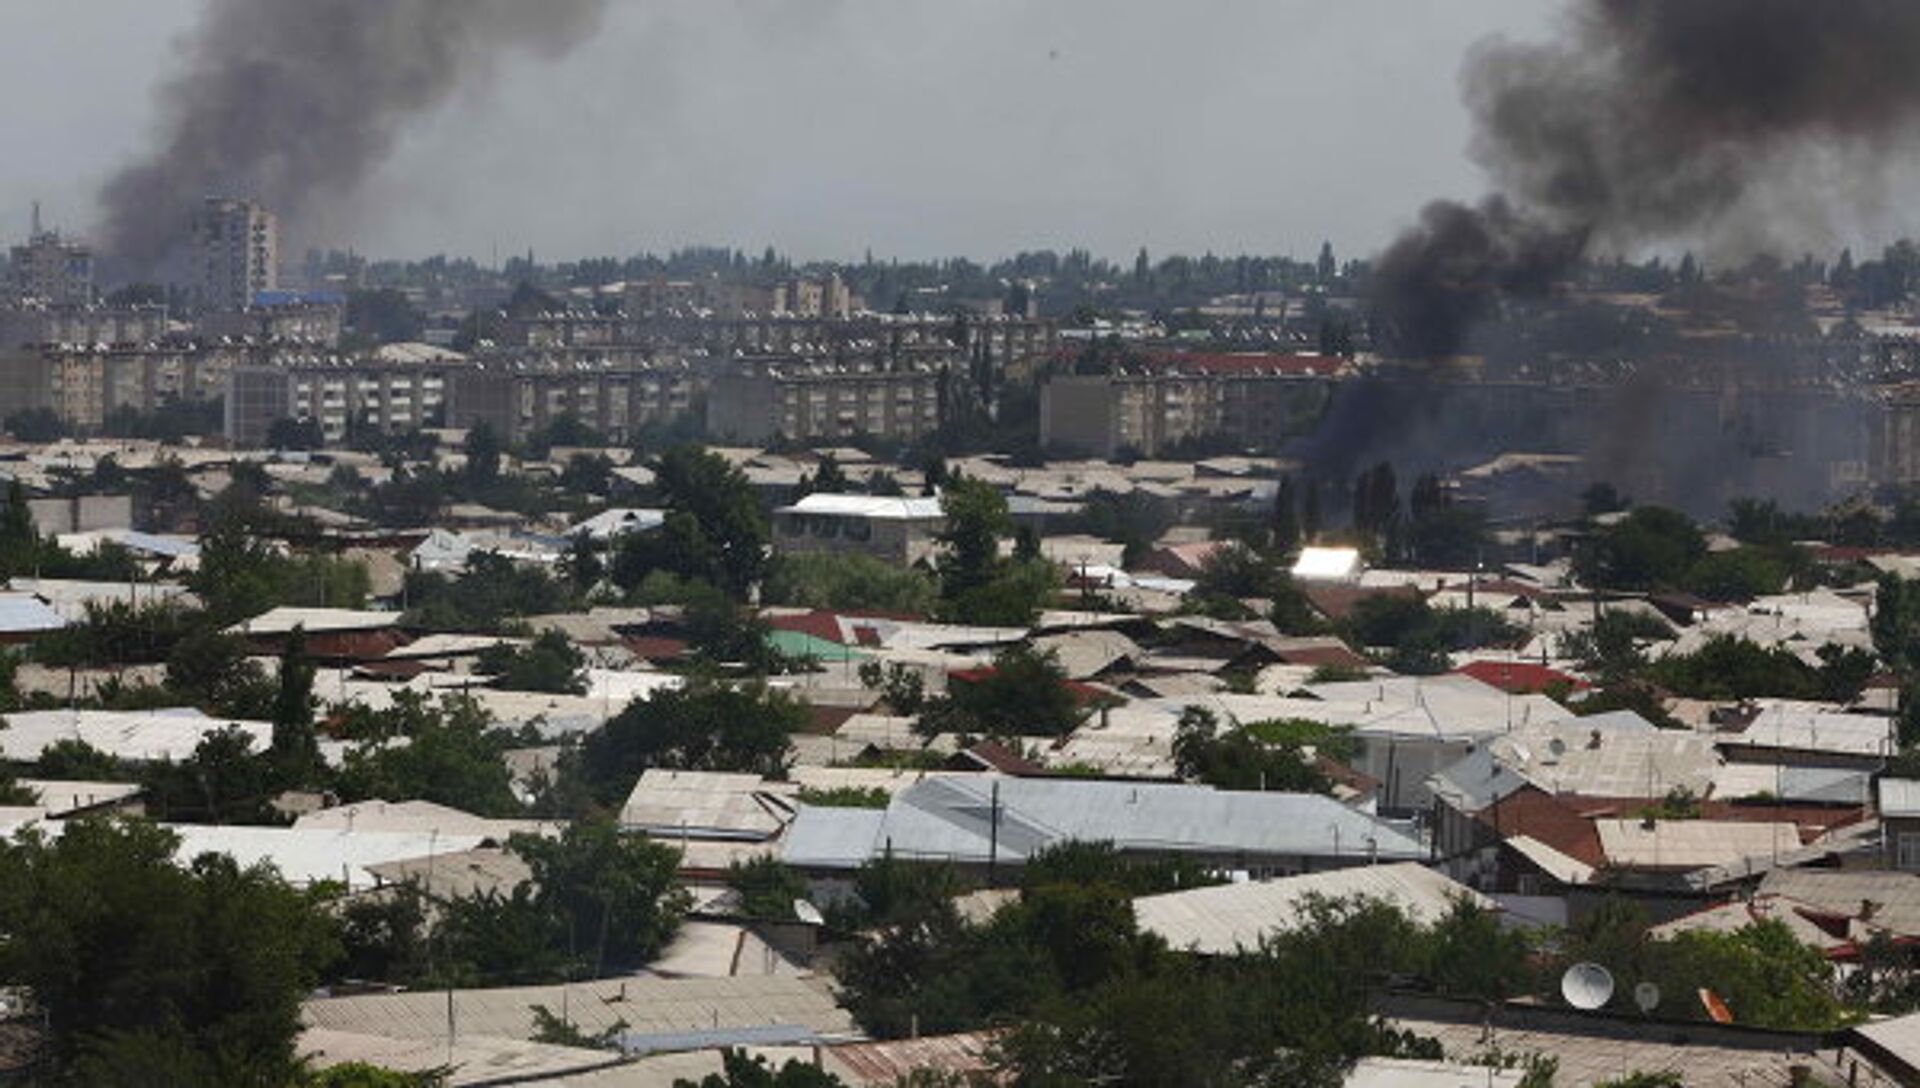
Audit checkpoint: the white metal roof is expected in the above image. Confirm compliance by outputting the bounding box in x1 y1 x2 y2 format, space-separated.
0 593 66 633
1292 546 1362 582
1134 863 1492 955
782 775 1425 870
1725 704 1896 758
569 507 668 540
1345 1057 1523 1088
775 492 944 520
0 708 270 763
620 769 797 840
302 975 855 1042
1503 833 1595 886
1594 819 1801 871
19 778 142 816
226 606 401 636
292 800 558 841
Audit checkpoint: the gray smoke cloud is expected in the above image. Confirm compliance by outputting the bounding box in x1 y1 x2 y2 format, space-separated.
97 0 607 270
1375 0 1920 357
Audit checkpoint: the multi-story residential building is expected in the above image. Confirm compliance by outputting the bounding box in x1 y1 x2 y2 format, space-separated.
191 197 278 311
1040 352 1348 458
0 303 169 350
502 310 1055 378
227 357 458 446
197 296 344 346
0 343 245 431
10 213 93 305
224 354 700 447
771 492 946 562
705 357 945 444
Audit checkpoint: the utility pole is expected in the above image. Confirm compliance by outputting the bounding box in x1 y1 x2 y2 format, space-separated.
987 780 1001 884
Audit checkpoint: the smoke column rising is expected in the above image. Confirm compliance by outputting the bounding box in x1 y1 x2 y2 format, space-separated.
1375 0 1920 357
96 0 608 270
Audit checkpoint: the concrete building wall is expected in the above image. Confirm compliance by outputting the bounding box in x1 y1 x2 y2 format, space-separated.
192 198 278 310
27 494 133 535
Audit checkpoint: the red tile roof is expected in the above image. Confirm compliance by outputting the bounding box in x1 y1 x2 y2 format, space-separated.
1453 660 1589 694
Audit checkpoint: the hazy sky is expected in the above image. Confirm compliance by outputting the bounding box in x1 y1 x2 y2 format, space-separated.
0 0 1554 263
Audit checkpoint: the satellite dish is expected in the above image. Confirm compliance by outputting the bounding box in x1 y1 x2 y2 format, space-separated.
792 898 825 926
1547 737 1568 757
1561 962 1615 1010
1634 981 1662 1013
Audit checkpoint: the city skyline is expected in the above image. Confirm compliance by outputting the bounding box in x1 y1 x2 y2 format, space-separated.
1 0 1554 264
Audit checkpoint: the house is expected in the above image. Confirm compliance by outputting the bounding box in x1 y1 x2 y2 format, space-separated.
568 506 666 541
771 492 946 562
1133 862 1493 955
780 775 1425 880
225 606 411 661
0 708 273 764
1881 778 1920 870
0 592 66 643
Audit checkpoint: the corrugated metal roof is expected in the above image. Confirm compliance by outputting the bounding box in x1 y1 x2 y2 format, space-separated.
302 975 855 1042
825 1032 997 1084
227 607 401 636
781 776 1425 870
1594 819 1801 870
0 708 270 763
776 493 944 520
0 593 66 633
19 778 142 816
620 769 797 840
1346 1057 1523 1088
1503 833 1596 886
299 1027 632 1085
1726 704 1896 757
1134 863 1493 954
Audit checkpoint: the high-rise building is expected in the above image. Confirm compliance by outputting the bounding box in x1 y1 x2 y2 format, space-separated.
191 197 278 311
9 205 93 305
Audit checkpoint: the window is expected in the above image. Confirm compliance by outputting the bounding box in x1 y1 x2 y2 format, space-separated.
1899 832 1920 871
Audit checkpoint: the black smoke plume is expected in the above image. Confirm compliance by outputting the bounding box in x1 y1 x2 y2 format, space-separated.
97 0 608 270
1375 0 1920 358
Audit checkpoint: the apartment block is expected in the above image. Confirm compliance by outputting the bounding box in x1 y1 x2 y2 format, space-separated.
192 197 278 311
10 229 93 305
1040 353 1346 458
705 358 944 444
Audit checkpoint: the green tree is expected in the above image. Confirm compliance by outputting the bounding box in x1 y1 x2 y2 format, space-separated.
333 693 523 817
509 817 690 973
1171 706 1347 793
616 445 768 597
0 818 337 1082
927 644 1083 738
937 478 1012 601
345 287 427 345
35 738 134 781
764 552 939 614
141 727 279 824
165 628 276 718
1683 547 1789 602
463 422 504 484
403 552 574 633
1577 506 1706 591
726 855 811 919
269 626 323 786
575 676 805 802
475 629 587 694
674 1049 849 1088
